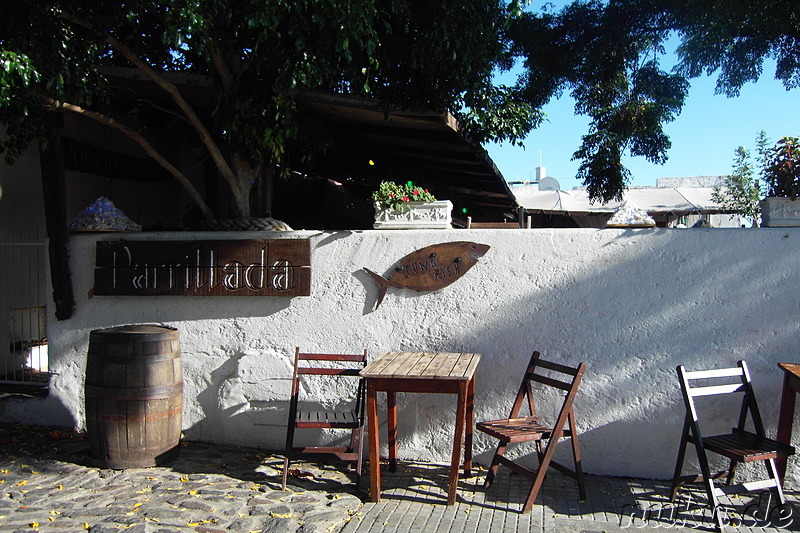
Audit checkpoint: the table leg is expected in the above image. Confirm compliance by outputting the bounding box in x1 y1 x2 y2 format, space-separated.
463 376 475 477
366 380 381 502
776 373 796 485
448 380 468 505
387 391 397 472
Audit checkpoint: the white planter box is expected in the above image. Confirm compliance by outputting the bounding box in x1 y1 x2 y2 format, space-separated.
760 197 800 227
373 200 453 229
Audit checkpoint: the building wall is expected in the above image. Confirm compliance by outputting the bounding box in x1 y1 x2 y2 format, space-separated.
2 227 799 487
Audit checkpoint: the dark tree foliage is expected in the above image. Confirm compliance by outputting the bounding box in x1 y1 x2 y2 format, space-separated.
508 1 688 202
0 0 538 219
506 0 798 203
2 0 798 212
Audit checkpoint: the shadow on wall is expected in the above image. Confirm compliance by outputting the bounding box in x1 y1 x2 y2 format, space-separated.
0 393 76 430
433 229 800 484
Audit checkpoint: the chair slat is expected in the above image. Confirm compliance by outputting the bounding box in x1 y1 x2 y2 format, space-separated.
683 367 743 380
534 358 580 376
297 353 368 362
298 368 362 376
528 373 572 391
687 383 746 397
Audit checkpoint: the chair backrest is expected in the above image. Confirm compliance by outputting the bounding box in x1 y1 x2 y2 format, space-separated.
676 360 767 437
507 351 587 422
290 348 368 415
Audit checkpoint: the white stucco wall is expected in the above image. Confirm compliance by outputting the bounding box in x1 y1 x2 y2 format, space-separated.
2 227 800 487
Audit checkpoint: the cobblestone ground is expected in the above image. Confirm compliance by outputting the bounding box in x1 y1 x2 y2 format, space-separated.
0 423 363 533
2 423 799 533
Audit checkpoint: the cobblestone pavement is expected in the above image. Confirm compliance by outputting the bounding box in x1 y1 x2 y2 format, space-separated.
1 423 798 533
0 423 362 533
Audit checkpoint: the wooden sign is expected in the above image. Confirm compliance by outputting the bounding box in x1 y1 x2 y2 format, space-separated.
363 241 490 309
94 239 310 296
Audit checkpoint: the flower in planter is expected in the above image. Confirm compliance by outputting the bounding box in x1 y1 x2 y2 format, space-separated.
372 181 437 212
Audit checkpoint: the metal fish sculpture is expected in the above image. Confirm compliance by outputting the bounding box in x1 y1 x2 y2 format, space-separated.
363 241 490 309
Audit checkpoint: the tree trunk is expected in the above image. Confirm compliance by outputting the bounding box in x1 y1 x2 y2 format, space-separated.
39 112 75 320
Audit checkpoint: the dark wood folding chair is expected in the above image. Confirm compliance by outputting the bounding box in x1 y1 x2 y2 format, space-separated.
476 351 587 513
282 347 368 490
670 360 795 531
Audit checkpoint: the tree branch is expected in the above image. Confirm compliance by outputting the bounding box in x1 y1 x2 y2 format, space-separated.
55 100 215 220
209 44 235 91
59 11 243 198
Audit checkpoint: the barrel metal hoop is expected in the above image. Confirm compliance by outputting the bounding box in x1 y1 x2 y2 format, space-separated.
85 352 179 362
85 383 183 400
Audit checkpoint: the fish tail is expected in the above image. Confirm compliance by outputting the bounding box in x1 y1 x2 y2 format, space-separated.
363 268 390 308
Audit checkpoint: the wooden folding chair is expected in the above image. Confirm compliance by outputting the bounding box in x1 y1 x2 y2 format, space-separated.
670 360 795 531
476 351 587 513
282 347 368 490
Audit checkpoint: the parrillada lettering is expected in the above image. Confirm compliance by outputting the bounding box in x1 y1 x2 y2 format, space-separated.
111 244 296 292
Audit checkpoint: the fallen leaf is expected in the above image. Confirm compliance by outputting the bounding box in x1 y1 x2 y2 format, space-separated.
288 469 315 480
16 480 28 486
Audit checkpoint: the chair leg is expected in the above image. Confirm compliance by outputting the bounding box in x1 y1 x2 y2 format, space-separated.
725 458 738 486
568 411 586 500
348 425 358 453
484 443 507 489
692 441 725 532
669 419 690 501
355 424 365 489
765 458 787 505
522 439 558 514
282 455 290 491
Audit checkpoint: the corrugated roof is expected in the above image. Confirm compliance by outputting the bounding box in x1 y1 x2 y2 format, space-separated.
513 186 728 215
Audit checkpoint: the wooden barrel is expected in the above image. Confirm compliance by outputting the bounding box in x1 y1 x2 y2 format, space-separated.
84 325 183 469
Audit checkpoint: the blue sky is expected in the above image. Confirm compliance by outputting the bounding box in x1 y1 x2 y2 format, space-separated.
485 31 800 191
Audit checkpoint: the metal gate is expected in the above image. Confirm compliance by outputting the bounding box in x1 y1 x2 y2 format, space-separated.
0 225 48 395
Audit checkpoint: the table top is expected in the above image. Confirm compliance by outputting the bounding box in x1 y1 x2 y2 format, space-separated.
779 362 800 378
361 351 481 381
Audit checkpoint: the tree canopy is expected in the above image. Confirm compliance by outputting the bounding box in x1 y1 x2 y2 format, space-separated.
1 0 537 219
504 0 799 202
1 0 798 216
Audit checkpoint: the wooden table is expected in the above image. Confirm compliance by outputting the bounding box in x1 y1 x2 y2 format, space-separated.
360 351 481 504
776 362 800 483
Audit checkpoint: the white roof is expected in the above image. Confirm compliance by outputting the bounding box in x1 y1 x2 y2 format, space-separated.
513 186 727 215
